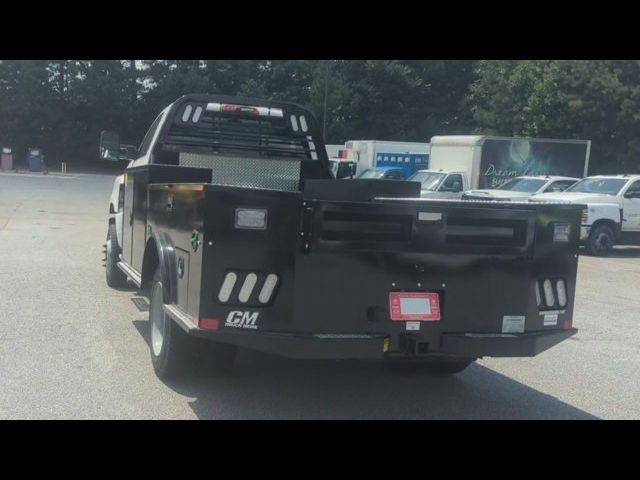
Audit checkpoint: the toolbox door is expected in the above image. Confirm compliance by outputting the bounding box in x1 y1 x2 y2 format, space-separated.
121 173 135 264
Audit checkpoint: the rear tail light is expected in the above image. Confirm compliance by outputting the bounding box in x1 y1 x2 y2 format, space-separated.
218 271 280 305
542 279 555 307
535 278 569 310
199 318 220 330
218 272 238 303
556 279 567 307
238 273 258 303
581 209 588 224
258 274 279 304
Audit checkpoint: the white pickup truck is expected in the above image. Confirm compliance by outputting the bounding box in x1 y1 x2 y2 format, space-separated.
462 176 579 201
531 175 640 256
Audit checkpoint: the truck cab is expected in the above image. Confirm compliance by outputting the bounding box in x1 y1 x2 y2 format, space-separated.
328 159 357 179
357 166 407 180
532 175 640 255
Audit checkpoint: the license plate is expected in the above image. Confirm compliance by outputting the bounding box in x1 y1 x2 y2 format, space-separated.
389 292 440 321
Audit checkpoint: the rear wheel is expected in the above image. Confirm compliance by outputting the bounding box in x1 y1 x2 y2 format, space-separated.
148 269 236 379
105 223 127 288
587 224 615 256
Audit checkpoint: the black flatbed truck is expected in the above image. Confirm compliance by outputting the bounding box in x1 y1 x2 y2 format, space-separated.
102 94 582 379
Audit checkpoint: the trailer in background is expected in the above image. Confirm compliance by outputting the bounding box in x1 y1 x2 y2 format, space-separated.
428 136 590 190
344 140 430 176
407 135 591 199
325 144 346 159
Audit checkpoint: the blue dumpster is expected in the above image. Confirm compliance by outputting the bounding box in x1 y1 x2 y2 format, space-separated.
28 149 42 172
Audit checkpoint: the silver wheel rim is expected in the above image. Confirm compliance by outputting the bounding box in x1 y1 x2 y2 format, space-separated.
106 236 113 263
150 282 166 357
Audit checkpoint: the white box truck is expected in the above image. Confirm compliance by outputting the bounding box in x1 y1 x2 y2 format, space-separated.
408 135 591 199
345 140 430 177
325 144 345 159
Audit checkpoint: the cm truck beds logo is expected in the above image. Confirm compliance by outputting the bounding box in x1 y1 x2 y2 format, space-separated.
225 311 259 329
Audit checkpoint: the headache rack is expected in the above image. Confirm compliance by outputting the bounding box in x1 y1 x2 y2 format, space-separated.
161 97 322 161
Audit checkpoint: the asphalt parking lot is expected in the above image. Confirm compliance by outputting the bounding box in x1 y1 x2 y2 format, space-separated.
0 171 639 419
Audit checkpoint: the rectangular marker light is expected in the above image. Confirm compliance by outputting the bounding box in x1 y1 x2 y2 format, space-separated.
235 208 267 230
553 223 570 242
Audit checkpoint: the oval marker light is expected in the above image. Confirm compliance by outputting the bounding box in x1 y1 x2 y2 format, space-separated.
556 279 567 307
535 281 542 307
218 272 237 303
182 104 193 122
238 273 258 303
543 279 555 307
258 274 279 304
299 115 308 132
192 105 203 123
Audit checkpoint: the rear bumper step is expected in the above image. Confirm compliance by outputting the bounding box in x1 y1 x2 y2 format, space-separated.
186 324 577 360
193 330 389 360
440 329 577 357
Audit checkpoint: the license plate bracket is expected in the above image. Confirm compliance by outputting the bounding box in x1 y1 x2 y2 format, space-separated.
389 292 440 321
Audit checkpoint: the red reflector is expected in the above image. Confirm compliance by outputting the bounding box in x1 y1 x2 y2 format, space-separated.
199 318 220 330
222 104 259 115
563 319 573 329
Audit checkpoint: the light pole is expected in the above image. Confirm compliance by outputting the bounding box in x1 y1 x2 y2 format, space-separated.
322 60 330 143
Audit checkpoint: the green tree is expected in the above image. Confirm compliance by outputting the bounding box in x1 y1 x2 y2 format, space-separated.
470 60 640 173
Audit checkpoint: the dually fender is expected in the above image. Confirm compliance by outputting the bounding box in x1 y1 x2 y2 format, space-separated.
141 232 177 304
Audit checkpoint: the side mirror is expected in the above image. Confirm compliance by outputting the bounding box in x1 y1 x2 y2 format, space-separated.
100 130 121 161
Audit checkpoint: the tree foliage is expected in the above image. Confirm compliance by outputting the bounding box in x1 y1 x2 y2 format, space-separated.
471 60 640 173
0 59 637 173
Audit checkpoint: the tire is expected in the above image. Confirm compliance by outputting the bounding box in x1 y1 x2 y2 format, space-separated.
148 269 236 379
105 223 127 288
587 224 615 256
389 357 475 375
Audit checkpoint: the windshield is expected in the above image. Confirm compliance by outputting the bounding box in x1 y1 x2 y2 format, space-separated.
407 171 446 191
498 178 547 193
358 169 385 179
566 178 627 195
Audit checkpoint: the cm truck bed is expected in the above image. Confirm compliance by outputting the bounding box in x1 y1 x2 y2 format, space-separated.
146 180 581 360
